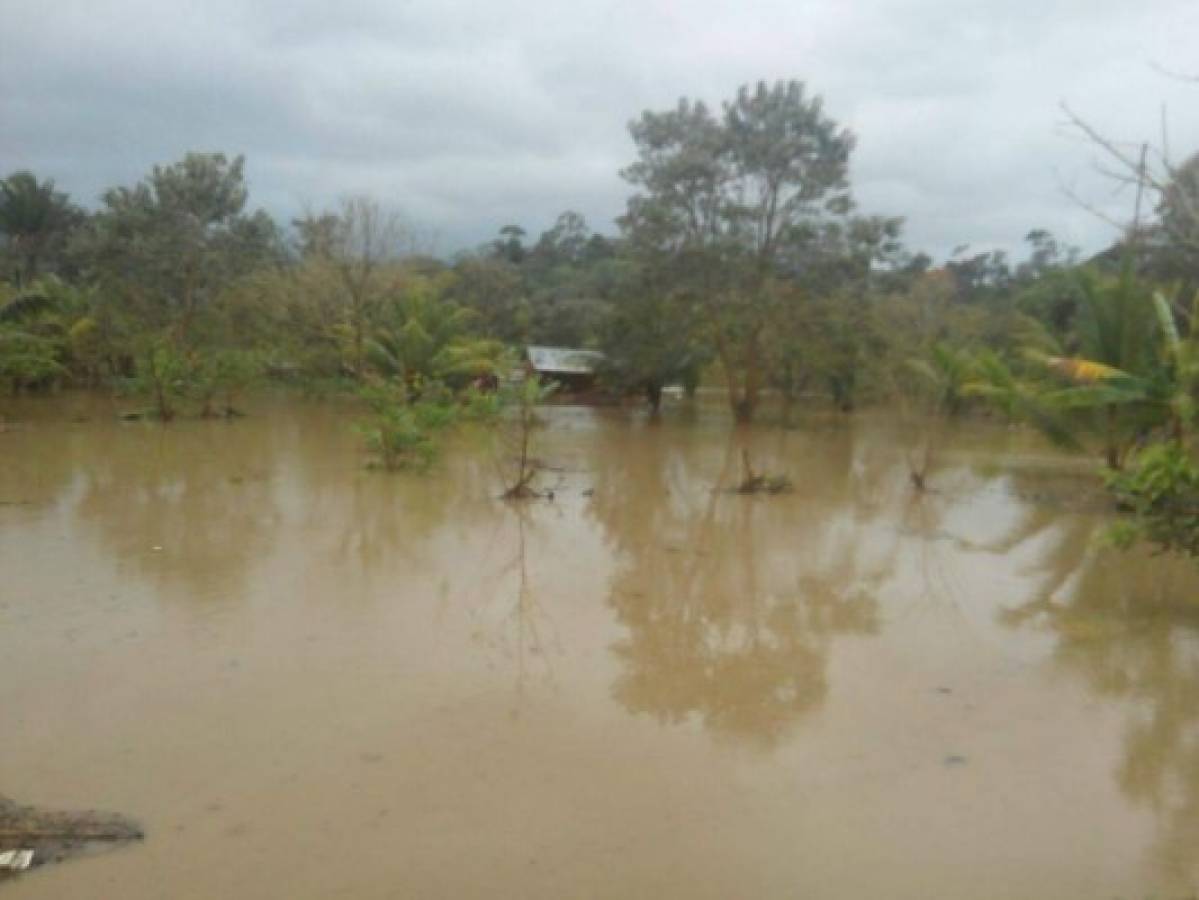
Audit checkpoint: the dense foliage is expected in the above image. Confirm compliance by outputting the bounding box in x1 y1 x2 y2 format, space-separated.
3 78 1199 551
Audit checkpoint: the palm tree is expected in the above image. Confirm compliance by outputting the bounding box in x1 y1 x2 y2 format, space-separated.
366 279 505 397
1034 272 1190 468
906 341 977 417
965 268 1178 470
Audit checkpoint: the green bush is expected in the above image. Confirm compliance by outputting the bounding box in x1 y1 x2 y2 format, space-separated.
123 341 195 420
0 327 64 391
457 384 503 422
1107 442 1199 559
191 349 263 417
358 406 440 470
356 381 461 470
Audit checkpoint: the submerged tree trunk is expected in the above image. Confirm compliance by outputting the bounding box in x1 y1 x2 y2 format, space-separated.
645 382 662 415
352 310 366 380
154 377 174 421
715 333 761 424
732 395 755 424
738 332 763 423
720 352 760 423
1105 404 1121 470
830 374 855 413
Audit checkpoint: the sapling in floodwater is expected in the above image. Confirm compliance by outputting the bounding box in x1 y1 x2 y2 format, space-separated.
500 376 557 500
897 342 981 491
735 448 792 495
127 339 193 421
356 381 458 470
192 349 263 418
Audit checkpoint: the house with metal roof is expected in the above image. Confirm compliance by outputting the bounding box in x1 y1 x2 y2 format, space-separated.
525 345 606 392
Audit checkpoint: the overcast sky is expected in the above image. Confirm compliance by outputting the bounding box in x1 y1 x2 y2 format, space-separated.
2 0 1196 261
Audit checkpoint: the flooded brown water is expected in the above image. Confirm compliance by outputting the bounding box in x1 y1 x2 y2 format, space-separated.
3 393 1199 899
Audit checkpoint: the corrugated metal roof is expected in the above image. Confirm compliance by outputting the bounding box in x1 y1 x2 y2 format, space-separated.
526 345 605 375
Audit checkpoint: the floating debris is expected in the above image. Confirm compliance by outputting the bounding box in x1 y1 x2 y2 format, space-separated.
0 795 142 881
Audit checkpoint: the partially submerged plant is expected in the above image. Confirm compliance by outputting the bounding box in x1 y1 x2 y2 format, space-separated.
356 381 458 470
1107 441 1199 559
500 376 557 500
458 383 503 422
735 449 792 495
125 339 193 421
192 349 262 418
896 343 976 492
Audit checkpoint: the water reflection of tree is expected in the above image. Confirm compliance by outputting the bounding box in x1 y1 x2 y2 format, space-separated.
0 395 137 510
466 504 561 707
319 452 497 570
59 405 506 616
982 469 1106 605
1002 507 1199 890
586 422 892 748
69 419 284 603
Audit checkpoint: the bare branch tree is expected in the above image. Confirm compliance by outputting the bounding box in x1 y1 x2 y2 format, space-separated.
1059 101 1199 265
315 196 412 378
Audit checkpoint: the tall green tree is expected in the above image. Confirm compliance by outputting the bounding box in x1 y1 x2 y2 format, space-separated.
621 80 857 421
598 262 704 413
0 171 82 287
449 255 528 343
523 212 615 346
85 153 281 343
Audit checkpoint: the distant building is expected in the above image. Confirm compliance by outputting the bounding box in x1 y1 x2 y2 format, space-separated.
524 345 606 392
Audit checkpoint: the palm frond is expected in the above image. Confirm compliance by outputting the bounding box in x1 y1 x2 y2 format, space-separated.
1153 291 1181 355
1043 383 1151 410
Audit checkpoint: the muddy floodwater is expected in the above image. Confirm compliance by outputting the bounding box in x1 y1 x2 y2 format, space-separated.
4 394 1199 899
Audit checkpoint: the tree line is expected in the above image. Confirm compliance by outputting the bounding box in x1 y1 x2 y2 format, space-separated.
3 78 1199 546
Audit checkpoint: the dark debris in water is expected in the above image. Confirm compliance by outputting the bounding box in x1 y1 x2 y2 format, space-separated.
732 450 793 495
0 794 143 884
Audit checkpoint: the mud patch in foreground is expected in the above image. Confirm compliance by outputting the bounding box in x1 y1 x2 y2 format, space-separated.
0 795 142 884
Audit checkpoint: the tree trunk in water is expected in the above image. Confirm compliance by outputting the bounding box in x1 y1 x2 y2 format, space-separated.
716 345 742 421
738 335 762 423
353 317 365 380
1105 405 1121 470
727 359 759 423
733 395 755 424
716 335 761 424
645 382 662 415
780 390 794 426
154 377 173 422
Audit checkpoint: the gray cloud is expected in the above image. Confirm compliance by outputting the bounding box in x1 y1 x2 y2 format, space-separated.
2 0 1196 259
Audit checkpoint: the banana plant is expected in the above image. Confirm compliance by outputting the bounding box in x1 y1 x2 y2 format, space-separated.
1011 271 1179 468
964 349 1082 452
1024 285 1199 468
